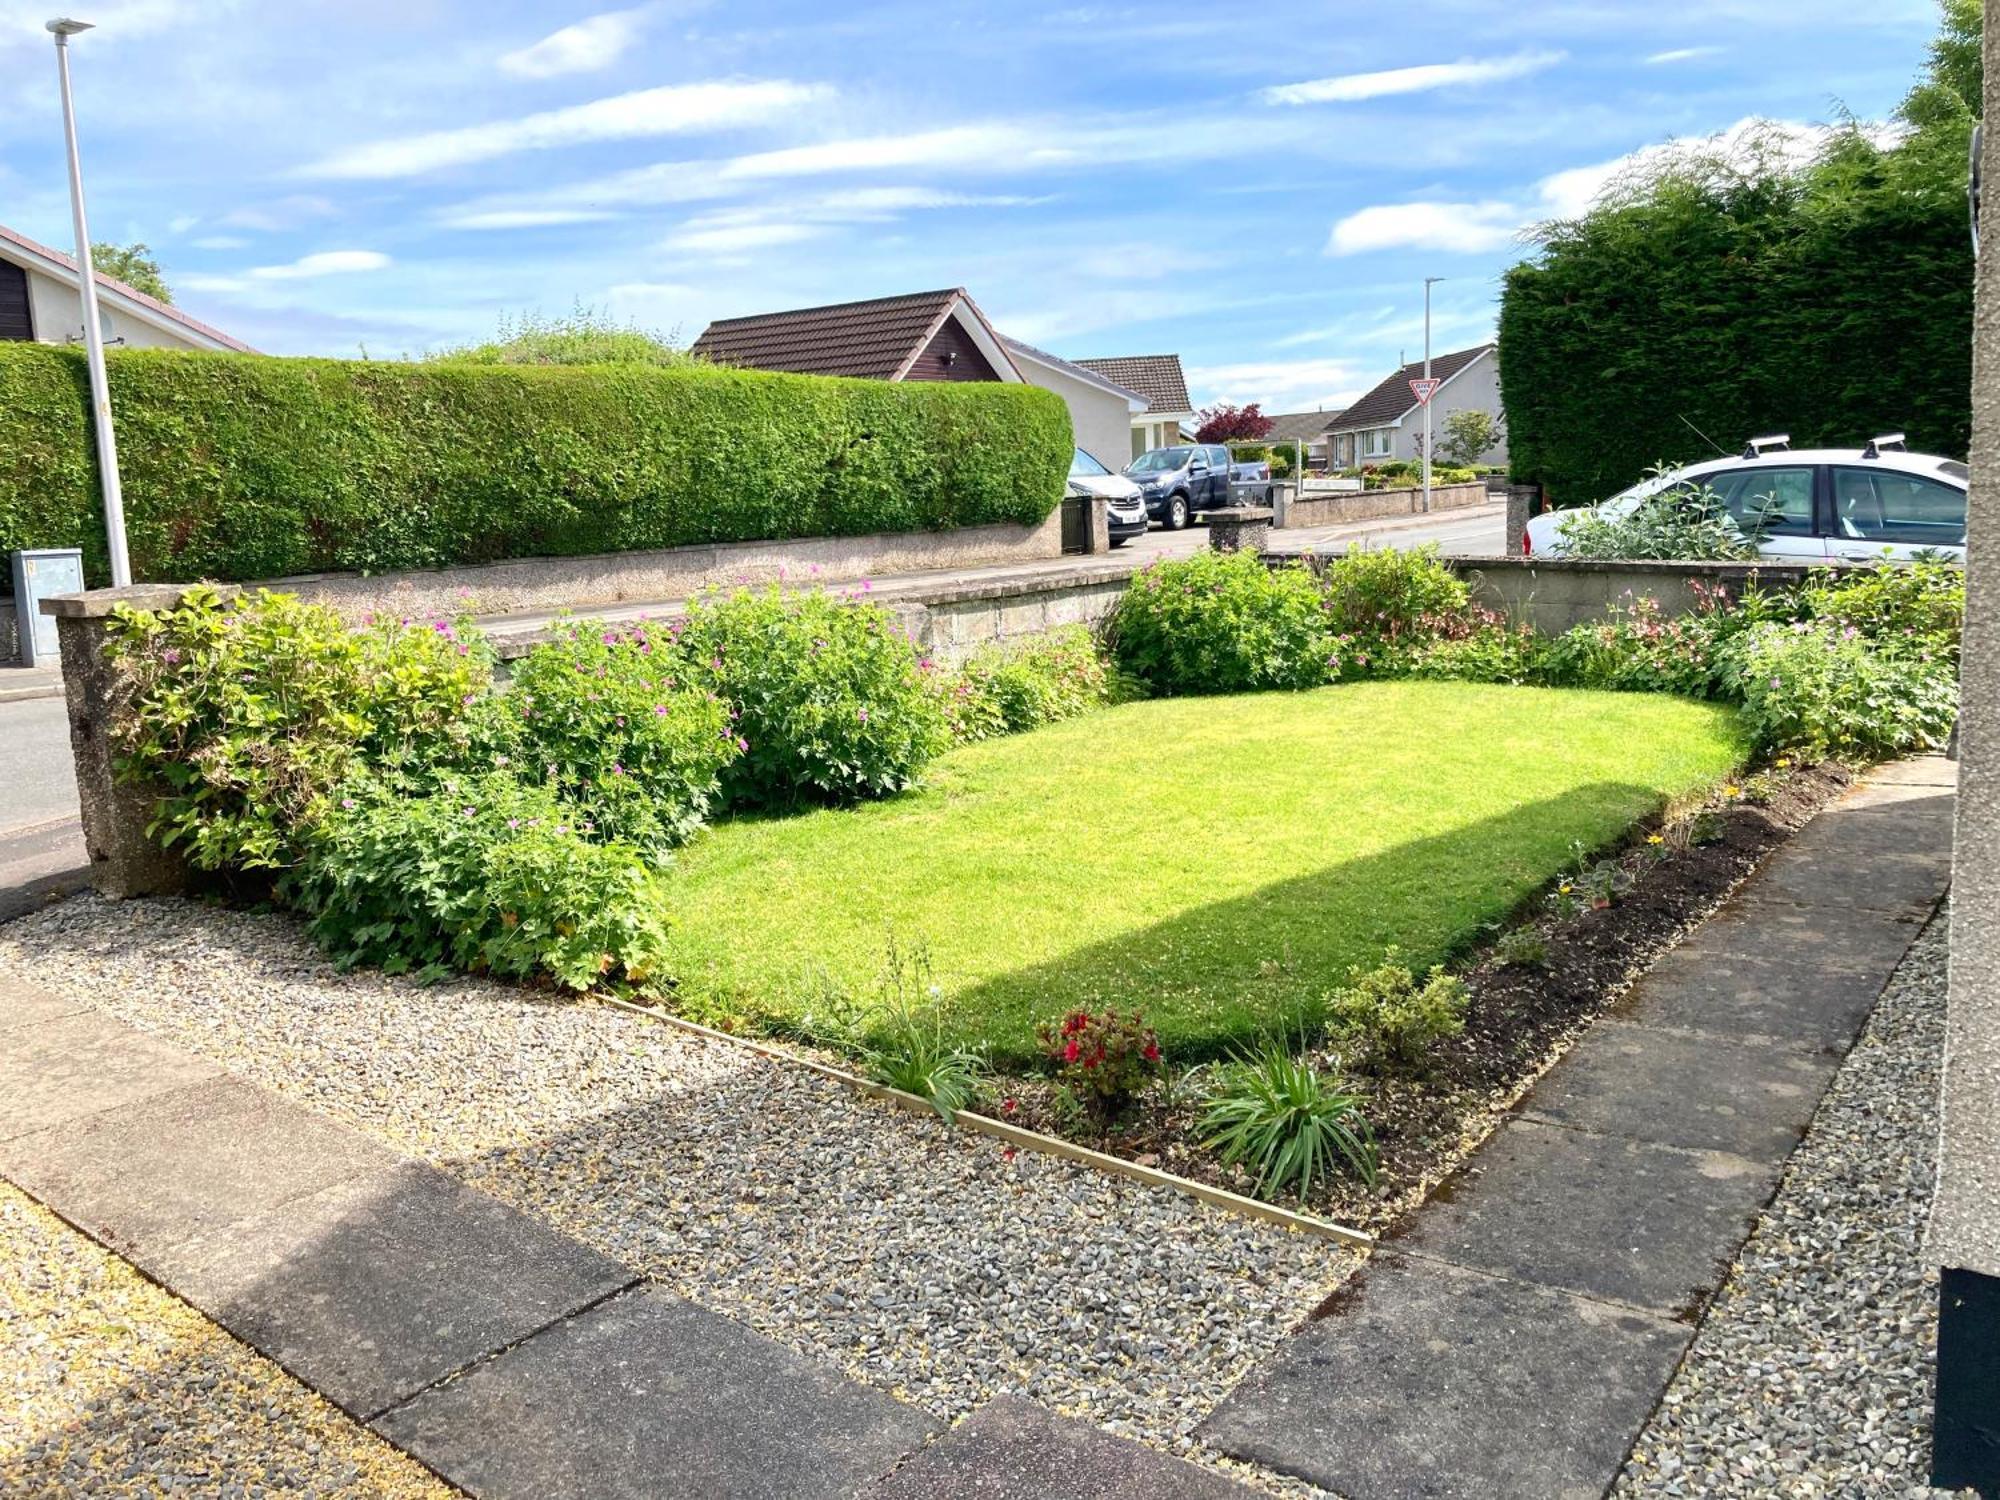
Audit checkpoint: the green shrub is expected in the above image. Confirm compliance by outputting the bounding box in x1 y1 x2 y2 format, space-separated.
1319 544 1469 641
1796 561 1964 661
1326 948 1469 1069
1406 618 1547 684
1037 1008 1163 1120
1201 1040 1377 1200
497 621 739 859
1718 619 1958 759
298 773 669 990
1494 927 1548 968
943 627 1114 742
1553 475 1763 561
428 307 700 368
1538 595 1733 698
1108 550 1336 694
0 344 1071 586
683 587 950 807
105 587 487 871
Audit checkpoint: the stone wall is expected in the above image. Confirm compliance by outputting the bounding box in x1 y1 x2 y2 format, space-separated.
1280 481 1489 530
1443 556 1840 636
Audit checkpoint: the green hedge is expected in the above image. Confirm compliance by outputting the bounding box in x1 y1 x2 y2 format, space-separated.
0 345 1072 586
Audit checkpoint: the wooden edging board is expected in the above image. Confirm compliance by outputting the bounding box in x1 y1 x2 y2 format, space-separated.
601 997 1375 1250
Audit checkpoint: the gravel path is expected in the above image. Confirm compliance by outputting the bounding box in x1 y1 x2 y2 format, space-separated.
1614 917 1965 1499
0 896 1352 1492
0 1180 450 1499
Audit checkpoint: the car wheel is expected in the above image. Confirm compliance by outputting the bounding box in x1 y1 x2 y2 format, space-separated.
1167 494 1190 530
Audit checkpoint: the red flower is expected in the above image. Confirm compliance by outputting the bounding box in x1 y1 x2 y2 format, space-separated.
1142 1040 1160 1062
1001 1097 1018 1115
1063 1040 1080 1064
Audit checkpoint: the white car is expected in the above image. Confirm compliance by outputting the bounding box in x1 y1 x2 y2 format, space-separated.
1523 434 1968 563
1067 447 1149 546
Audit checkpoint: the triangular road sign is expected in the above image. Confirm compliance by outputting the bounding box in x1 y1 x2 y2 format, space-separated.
1409 377 1442 406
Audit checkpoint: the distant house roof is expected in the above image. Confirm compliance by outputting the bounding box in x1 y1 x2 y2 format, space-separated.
689 287 1022 382
1328 344 1494 432
0 222 253 353
1262 410 1346 444
1073 354 1192 415
999 335 1149 411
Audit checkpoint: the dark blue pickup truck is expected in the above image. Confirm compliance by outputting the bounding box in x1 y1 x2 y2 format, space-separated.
1121 444 1273 530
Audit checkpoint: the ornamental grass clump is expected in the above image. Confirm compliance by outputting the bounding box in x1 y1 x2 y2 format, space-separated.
1038 1008 1163 1120
681 586 950 808
1201 1040 1377 1201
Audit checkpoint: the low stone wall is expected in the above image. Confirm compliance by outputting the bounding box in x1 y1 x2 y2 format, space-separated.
1280 481 1489 530
1446 557 1842 636
249 512 1067 626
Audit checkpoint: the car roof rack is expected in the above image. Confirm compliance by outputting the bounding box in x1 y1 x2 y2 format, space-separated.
1861 432 1908 460
1740 433 1791 459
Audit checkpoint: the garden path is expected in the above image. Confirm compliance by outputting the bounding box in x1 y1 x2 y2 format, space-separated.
1198 757 1956 1500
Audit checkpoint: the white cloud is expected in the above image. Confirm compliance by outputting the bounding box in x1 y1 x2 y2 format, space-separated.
1262 50 1563 106
1328 201 1520 256
190 234 251 250
1645 46 1722 65
1185 358 1369 414
220 196 338 232
437 207 620 230
499 9 648 78
660 221 824 254
247 250 393 280
722 123 1076 180
303 80 830 179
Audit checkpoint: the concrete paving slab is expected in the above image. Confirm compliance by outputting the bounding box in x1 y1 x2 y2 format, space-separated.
1519 1020 1837 1162
1669 898 1925 975
1198 1255 1688 1500
149 1160 634 1417
1863 756 1958 788
1612 946 1891 1051
865 1394 1254 1499
375 1285 937 1500
0 1076 399 1261
0 1009 221 1140
0 973 87 1032
1733 812 1951 916
1838 778 1960 810
1389 1120 1781 1315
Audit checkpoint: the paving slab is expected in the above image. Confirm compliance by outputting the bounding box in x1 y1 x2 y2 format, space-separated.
374 1284 937 1500
1518 1020 1837 1163
0 1076 399 1262
1198 1255 1689 1500
148 1160 635 1417
0 1009 221 1140
0 972 87 1032
1389 1119 1781 1315
1861 756 1958 788
865 1394 1254 1499
1611 946 1890 1051
1664 897 1924 976
1734 814 1952 917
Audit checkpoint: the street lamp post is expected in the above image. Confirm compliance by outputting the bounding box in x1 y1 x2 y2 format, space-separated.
1421 276 1446 515
47 16 131 589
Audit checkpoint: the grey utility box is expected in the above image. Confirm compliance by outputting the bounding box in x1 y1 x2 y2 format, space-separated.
11 547 85 668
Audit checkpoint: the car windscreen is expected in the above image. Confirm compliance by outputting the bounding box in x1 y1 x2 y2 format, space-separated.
1070 448 1111 477
1126 447 1194 474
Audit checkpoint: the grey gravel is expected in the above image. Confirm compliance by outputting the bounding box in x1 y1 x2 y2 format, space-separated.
0 896 1350 1497
1613 916 1968 1499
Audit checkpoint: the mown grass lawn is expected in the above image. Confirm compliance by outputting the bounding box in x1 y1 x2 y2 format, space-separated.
662 681 1747 1063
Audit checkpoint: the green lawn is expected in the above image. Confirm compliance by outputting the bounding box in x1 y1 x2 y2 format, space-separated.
662 681 1747 1063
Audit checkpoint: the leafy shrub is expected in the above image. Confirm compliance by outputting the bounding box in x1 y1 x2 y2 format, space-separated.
1553 474 1763 561
500 620 738 858
1201 1041 1377 1199
1326 949 1469 1069
1538 594 1733 698
106 587 486 871
943 627 1114 742
1494 928 1548 968
1796 561 1964 661
428 307 701 368
298 773 669 991
1406 616 1547 684
683 587 950 807
1318 544 1468 642
0 344 1071 585
1718 619 1958 759
1038 1008 1163 1119
1108 550 1336 694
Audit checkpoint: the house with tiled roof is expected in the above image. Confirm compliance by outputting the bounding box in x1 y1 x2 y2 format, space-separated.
1261 409 1347 469
690 289 1150 470
1073 354 1196 459
0 223 250 353
1323 344 1503 468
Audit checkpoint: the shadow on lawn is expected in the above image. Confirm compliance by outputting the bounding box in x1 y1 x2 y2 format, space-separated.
949 780 1662 1065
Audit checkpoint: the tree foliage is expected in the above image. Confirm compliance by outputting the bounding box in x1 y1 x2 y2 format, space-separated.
92 242 171 304
1195 402 1274 442
1437 408 1503 466
429 306 696 366
1498 2 1977 505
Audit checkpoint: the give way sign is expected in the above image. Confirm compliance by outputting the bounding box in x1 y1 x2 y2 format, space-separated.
1408 377 1442 406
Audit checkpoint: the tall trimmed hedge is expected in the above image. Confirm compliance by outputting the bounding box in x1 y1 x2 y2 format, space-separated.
0 345 1072 586
1499 8 1978 506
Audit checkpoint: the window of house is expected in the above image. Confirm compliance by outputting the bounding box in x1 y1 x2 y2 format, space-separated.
1362 428 1393 458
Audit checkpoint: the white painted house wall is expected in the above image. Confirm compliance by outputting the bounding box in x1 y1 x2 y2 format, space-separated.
1019 357 1137 472
1329 352 1508 468
22 262 199 350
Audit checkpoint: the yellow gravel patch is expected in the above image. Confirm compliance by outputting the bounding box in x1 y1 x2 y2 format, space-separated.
0 1181 452 1499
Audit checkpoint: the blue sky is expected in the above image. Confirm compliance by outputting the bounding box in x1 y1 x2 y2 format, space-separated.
0 0 1938 413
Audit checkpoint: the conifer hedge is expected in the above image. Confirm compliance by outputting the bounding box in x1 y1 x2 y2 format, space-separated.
0 345 1071 586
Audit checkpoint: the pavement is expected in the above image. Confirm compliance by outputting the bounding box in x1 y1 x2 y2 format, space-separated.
1198 758 1956 1500
0 695 86 925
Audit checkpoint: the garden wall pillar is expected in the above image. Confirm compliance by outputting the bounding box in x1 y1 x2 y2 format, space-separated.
1929 18 2000 1491
40 584 228 899
1207 506 1273 554
1503 484 1539 555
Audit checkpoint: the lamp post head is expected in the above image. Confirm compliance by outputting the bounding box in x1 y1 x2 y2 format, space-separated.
46 17 94 35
